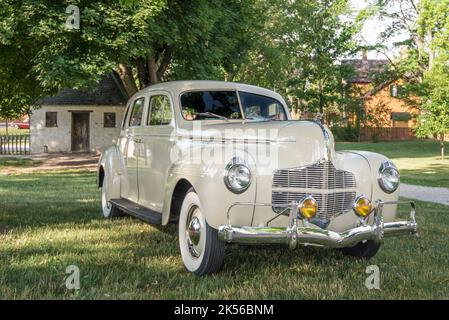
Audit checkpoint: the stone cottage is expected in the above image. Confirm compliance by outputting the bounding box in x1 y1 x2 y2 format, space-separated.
30 73 128 154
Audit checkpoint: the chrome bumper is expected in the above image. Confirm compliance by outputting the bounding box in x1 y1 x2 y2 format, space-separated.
218 201 417 249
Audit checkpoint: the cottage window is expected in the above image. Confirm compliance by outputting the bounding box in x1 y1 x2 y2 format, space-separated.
390 84 405 98
104 112 116 128
45 112 57 127
148 95 172 126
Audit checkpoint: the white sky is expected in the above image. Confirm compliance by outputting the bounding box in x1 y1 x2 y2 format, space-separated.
350 0 409 59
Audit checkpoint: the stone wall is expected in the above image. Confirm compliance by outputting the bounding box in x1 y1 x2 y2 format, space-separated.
30 105 125 154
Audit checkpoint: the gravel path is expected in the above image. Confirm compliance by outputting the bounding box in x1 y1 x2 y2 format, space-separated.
400 183 449 206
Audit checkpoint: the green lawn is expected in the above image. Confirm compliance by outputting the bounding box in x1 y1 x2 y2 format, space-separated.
337 140 449 188
0 128 30 136
0 157 41 168
0 169 448 299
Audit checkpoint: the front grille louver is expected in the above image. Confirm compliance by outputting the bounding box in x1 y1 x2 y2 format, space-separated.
273 161 356 189
272 161 356 227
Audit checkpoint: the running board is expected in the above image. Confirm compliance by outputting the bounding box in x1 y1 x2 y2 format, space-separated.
109 198 162 225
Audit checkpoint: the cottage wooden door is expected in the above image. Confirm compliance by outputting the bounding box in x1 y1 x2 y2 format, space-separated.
71 112 90 152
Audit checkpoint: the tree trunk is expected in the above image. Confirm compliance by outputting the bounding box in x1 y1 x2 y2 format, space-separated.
427 28 435 71
318 81 324 123
5 119 8 135
148 55 159 85
118 64 138 97
440 134 445 160
137 58 150 89
156 46 173 81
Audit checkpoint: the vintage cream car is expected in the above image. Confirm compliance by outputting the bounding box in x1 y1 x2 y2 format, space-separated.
97 81 417 276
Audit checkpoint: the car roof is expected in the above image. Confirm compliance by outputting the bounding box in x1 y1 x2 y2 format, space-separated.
129 80 286 105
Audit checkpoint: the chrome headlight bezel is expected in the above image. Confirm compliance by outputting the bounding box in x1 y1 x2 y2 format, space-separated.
224 157 252 194
378 161 400 194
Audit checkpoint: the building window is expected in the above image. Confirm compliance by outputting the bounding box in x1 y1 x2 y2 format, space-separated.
391 112 411 128
148 95 172 126
45 112 57 127
390 84 405 98
104 112 116 128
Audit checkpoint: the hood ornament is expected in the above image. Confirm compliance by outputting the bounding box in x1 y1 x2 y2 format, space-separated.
313 120 332 162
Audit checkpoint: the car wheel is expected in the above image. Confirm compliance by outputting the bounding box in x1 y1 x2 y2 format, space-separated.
340 240 381 259
101 175 123 219
178 188 225 276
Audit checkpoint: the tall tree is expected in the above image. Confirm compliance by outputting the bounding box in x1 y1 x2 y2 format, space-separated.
415 55 449 160
0 0 259 111
367 0 449 157
234 0 361 120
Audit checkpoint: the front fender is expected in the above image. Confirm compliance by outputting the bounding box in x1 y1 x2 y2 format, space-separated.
162 143 258 228
97 145 125 200
343 150 399 223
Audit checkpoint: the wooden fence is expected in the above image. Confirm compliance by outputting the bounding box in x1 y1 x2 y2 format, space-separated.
360 127 415 141
0 134 30 155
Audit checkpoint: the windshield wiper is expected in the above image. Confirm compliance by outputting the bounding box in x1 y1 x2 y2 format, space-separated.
194 112 229 121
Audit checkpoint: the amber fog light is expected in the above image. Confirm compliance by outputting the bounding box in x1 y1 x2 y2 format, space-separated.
353 195 373 218
298 196 318 219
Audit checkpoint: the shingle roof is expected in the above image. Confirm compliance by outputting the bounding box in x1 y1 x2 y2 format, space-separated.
341 58 389 83
38 73 128 106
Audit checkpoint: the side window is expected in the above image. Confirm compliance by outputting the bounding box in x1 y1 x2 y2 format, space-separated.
147 95 172 126
129 98 145 127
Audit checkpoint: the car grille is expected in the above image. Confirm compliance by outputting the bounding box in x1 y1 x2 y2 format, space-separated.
273 161 356 189
272 161 356 227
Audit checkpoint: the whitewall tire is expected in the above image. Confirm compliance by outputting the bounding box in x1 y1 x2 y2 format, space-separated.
178 188 225 276
101 175 123 219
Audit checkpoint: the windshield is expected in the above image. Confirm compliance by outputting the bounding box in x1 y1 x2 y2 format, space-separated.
239 92 287 121
180 90 287 121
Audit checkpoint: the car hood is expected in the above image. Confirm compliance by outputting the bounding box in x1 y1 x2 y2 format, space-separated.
178 120 332 168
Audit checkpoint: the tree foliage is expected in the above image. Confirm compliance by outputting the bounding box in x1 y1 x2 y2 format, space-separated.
0 0 260 111
233 0 362 119
415 54 449 160
367 0 449 158
0 0 364 122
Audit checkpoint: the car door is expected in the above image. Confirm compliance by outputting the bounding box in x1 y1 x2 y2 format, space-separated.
138 92 175 212
121 96 146 203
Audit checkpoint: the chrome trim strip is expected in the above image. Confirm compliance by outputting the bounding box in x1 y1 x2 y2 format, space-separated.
176 135 296 144
303 120 332 161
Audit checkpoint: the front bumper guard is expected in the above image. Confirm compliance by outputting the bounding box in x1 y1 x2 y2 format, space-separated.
218 200 417 249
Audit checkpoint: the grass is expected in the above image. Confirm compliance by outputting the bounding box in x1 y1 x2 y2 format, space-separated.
1 169 448 299
0 157 41 168
0 128 29 136
336 140 449 188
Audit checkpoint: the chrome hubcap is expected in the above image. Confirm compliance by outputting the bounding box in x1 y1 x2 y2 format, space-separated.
186 206 203 258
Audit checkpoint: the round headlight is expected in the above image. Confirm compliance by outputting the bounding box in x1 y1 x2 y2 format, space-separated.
378 161 400 193
224 158 252 193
